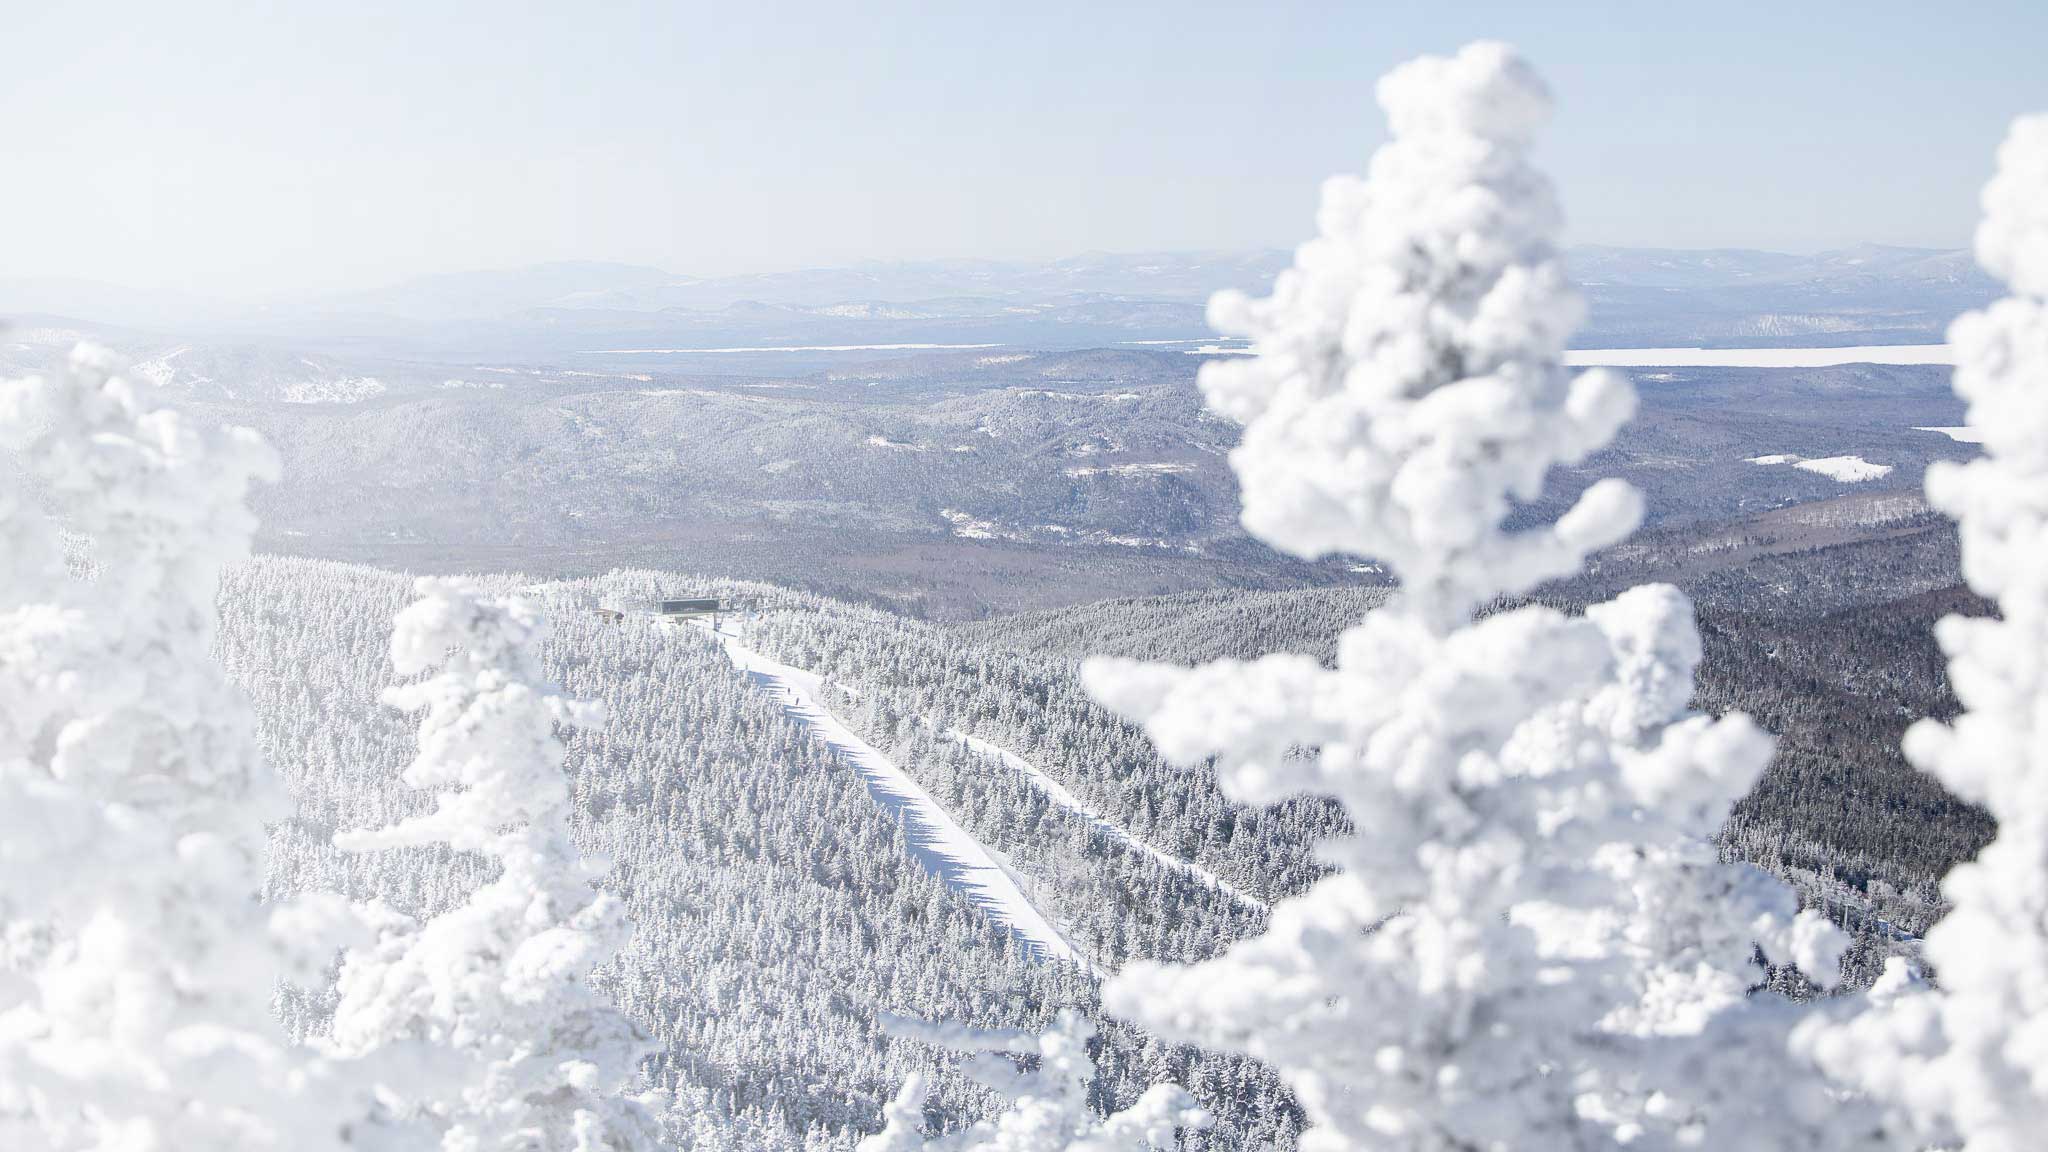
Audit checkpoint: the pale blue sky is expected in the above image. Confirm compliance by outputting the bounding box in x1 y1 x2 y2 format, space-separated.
2 0 2042 297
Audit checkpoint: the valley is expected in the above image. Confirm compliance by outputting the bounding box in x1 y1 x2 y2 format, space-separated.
4 245 2012 1150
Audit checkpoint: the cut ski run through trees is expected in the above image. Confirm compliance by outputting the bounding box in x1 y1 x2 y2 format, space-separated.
933 726 1268 914
695 619 1095 970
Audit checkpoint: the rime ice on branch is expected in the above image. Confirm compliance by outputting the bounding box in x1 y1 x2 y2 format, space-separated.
1081 42 1859 1152
0 348 360 1149
331 578 664 1151
1796 114 2048 1152
1195 42 1640 629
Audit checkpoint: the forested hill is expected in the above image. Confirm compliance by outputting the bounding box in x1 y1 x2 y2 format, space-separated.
223 533 1993 1147
222 556 1301 1151
950 525 1994 962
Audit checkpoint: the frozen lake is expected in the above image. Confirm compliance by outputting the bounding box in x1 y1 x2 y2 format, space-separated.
1564 345 1953 367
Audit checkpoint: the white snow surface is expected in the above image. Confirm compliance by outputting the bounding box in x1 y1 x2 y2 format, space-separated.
697 622 1089 968
1796 456 1895 481
937 728 1269 913
1564 345 1954 367
1916 425 1987 443
1747 453 1895 481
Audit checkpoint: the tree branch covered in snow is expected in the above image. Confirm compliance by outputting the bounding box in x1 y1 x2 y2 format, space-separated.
857 1013 1205 1152
1195 43 1640 630
1795 113 2048 1152
1079 42 1858 1151
0 347 363 1148
330 578 664 1150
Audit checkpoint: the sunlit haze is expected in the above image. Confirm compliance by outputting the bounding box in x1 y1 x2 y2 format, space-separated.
4 0 2045 298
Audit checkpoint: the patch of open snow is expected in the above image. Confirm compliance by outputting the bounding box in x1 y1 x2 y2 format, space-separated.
1747 453 1893 481
1064 462 1196 478
940 509 1003 539
558 369 654 381
759 459 797 474
937 728 1267 913
1916 425 1986 443
281 375 385 404
698 623 1089 967
638 387 736 399
1796 455 1893 481
866 435 925 451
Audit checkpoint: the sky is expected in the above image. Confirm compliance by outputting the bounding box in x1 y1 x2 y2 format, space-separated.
2 0 2044 300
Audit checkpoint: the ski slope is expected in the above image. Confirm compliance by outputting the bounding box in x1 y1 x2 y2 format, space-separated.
696 621 1091 968
938 727 1270 913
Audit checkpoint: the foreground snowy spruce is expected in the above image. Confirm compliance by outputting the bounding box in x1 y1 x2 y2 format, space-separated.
0 352 660 1149
11 35 2048 1152
1793 114 2048 1152
0 347 368 1148
1063 41 1865 1152
328 577 665 1150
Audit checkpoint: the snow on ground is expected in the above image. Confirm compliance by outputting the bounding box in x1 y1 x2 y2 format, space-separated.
1916 425 1986 443
939 509 1009 540
1063 462 1197 478
1747 453 1894 481
1796 456 1894 481
697 622 1091 968
936 727 1268 913
1564 345 1953 367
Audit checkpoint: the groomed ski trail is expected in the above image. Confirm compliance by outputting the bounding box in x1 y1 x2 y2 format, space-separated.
936 727 1270 914
696 621 1092 969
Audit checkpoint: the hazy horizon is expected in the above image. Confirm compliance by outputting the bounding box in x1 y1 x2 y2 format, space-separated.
5 0 2044 300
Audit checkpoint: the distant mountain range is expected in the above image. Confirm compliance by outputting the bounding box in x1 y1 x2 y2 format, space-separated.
0 244 1998 363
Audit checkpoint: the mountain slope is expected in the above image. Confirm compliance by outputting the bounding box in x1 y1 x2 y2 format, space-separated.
227 556 1301 1150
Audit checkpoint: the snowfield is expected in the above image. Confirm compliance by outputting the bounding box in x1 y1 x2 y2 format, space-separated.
1916 425 1986 443
1747 453 1895 481
698 621 1091 968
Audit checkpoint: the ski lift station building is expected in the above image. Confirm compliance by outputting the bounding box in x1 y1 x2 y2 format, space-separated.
592 597 723 624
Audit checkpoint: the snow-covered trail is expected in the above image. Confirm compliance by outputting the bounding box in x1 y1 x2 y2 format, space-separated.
936 727 1270 914
695 621 1091 969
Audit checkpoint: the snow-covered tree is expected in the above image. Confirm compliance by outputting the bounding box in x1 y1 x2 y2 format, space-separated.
1794 113 2048 1152
330 578 665 1151
1077 42 1858 1151
858 1013 1204 1152
0 347 361 1149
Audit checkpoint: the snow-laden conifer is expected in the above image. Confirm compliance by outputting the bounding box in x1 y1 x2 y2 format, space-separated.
330 578 664 1150
857 1013 1204 1152
1078 42 1860 1151
1795 113 2048 1152
0 347 361 1149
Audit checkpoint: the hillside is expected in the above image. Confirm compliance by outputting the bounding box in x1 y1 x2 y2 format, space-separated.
224 557 1302 1151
